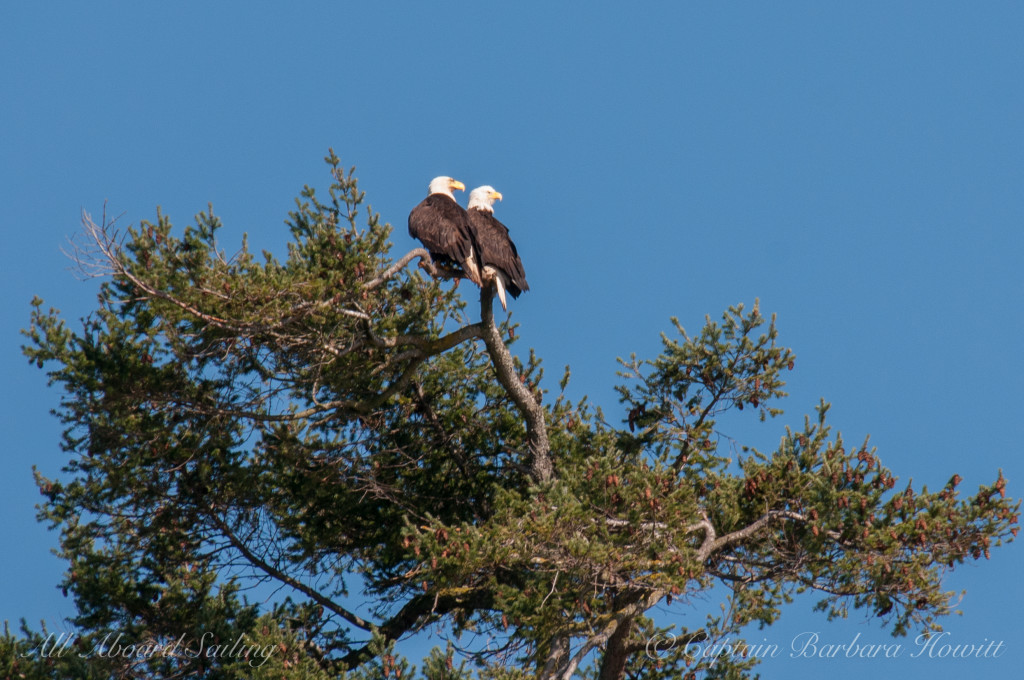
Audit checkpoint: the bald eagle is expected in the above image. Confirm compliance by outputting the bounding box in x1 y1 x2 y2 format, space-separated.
467 186 529 311
408 176 482 286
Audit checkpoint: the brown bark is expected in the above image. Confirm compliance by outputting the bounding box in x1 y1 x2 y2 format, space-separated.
478 282 553 483
596 616 634 680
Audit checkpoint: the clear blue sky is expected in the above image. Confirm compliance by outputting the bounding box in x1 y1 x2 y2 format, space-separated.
2 2 1021 677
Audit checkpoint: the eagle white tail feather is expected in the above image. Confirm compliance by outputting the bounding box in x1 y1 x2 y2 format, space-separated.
495 275 509 312
464 251 482 286
484 265 510 311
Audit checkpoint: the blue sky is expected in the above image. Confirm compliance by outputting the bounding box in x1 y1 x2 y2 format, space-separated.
2 2 1022 677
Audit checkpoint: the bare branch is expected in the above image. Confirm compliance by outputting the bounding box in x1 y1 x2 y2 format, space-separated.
75 210 239 327
207 511 373 632
364 248 432 290
63 205 127 279
693 508 826 565
605 517 669 532
340 588 496 668
479 283 553 483
685 514 719 562
550 589 666 680
364 319 484 352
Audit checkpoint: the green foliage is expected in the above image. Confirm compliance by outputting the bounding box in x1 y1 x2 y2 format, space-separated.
15 154 1019 680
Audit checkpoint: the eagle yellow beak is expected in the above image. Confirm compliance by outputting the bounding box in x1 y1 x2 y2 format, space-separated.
449 179 466 192
491 190 503 201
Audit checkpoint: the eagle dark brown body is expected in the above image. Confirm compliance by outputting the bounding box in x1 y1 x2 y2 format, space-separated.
408 182 481 285
467 207 529 301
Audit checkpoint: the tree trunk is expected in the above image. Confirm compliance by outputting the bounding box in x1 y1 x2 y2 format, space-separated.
596 616 633 680
538 634 570 680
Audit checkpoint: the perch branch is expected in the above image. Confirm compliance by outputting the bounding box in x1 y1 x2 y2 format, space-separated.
478 283 553 483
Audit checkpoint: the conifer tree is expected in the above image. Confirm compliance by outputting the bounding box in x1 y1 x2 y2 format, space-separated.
9 152 1019 680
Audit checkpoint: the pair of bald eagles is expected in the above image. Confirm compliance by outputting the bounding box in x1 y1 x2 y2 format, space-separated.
408 177 529 311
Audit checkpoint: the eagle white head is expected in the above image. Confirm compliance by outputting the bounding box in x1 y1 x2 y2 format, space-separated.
428 176 465 199
468 185 503 213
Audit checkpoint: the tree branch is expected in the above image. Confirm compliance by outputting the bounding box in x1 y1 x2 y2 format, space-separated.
207 511 373 632
693 509 814 563
363 248 432 289
364 319 484 352
544 589 665 680
539 634 570 680
478 283 553 483
339 588 496 669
